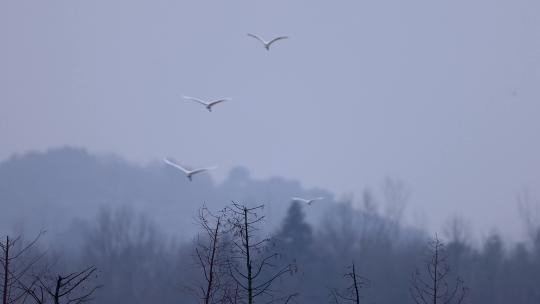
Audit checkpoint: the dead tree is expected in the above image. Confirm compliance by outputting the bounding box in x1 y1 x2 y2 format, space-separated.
24 266 100 304
410 236 467 304
330 262 368 304
189 206 231 304
517 189 540 246
0 232 45 304
225 202 295 304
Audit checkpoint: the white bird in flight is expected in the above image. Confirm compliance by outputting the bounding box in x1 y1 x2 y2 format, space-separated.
247 33 289 51
290 197 325 206
183 96 230 112
163 159 216 181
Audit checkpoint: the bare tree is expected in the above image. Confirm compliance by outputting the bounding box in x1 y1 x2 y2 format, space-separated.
517 189 540 245
24 266 100 304
442 216 471 247
225 202 295 304
329 262 368 304
0 232 45 304
410 236 467 304
188 206 231 304
382 177 410 225
80 206 178 303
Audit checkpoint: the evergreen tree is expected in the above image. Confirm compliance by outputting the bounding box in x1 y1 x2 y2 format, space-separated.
276 201 313 259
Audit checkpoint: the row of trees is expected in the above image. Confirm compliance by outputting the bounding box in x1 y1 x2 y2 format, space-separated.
2 198 540 303
0 232 99 304
189 202 468 304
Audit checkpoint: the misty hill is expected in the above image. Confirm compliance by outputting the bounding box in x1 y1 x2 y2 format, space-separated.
2 148 540 304
0 147 332 238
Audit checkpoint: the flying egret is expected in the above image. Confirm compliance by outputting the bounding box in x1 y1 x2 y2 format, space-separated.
183 96 230 112
164 159 216 181
247 33 289 51
290 197 325 206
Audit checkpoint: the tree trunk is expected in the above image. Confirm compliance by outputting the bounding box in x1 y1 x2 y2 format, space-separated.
2 236 9 304
54 276 62 304
352 263 360 304
244 207 253 304
204 217 220 304
433 246 438 304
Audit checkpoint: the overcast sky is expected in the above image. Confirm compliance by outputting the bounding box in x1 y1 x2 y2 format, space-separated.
2 0 540 240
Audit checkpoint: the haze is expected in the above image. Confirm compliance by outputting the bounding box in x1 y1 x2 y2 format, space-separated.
2 0 540 240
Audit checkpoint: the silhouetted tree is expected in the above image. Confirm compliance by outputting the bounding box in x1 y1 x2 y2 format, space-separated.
225 203 295 304
24 266 100 304
330 262 368 304
410 236 467 304
188 206 231 304
0 232 45 304
276 201 313 260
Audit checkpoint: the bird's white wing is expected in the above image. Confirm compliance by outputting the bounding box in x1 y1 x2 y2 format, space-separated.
163 159 190 174
291 197 309 203
247 33 267 45
208 98 230 107
190 166 217 175
183 96 209 106
307 197 325 205
267 36 288 48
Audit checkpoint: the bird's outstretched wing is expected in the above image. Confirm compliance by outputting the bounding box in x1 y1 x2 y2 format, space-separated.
308 197 325 205
183 96 209 106
208 98 230 107
247 33 267 45
190 167 217 175
267 36 288 48
163 159 190 174
290 197 308 203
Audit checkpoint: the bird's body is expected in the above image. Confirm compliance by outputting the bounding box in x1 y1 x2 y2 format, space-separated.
183 96 230 112
290 197 325 206
247 33 288 51
164 159 216 181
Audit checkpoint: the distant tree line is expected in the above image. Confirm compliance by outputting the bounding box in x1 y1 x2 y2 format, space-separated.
2 194 540 304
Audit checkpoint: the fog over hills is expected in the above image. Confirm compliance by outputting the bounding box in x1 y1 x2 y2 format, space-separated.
0 147 334 239
1 147 535 244
1 148 540 304
3 0 540 243
2 0 540 302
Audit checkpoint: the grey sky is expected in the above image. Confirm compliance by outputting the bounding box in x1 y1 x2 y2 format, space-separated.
2 0 540 240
